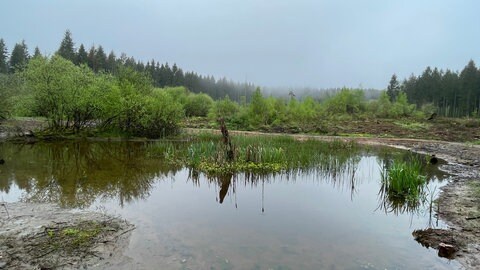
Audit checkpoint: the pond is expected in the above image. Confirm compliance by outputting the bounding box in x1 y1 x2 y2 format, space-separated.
0 140 461 269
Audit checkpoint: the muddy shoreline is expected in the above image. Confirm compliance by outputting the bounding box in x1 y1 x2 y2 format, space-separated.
0 203 134 269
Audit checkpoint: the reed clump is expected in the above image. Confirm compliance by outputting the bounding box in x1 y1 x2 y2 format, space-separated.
153 133 358 174
380 155 427 211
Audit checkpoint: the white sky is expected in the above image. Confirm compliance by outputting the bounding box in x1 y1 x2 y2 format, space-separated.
2 0 479 89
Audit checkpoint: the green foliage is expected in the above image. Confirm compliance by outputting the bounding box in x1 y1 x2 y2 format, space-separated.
369 91 416 118
9 40 29 73
0 39 8 74
322 88 366 115
400 60 480 117
0 73 31 118
185 93 214 117
140 90 184 137
56 30 75 63
154 134 358 174
380 156 427 210
23 56 183 137
248 87 269 125
387 74 400 102
0 74 13 119
209 96 239 121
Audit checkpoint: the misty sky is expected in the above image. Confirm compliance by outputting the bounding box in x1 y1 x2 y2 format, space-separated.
2 1 479 89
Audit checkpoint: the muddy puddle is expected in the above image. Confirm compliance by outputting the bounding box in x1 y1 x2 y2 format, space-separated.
0 141 462 269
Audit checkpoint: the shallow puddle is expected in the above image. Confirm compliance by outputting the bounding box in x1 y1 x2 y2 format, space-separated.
0 141 461 269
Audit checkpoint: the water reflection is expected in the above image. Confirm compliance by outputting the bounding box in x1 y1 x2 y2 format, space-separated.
0 141 445 216
375 150 447 216
0 140 458 269
0 141 182 207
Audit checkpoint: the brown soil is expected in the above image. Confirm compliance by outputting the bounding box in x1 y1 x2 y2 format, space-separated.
184 117 480 142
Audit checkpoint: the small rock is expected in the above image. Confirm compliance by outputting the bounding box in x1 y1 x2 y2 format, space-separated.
438 242 457 258
0 261 6 269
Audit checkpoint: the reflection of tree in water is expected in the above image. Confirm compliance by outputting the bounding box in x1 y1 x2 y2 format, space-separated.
188 149 362 211
375 150 446 215
0 141 182 207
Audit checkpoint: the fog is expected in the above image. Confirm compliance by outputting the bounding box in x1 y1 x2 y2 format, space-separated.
2 0 479 89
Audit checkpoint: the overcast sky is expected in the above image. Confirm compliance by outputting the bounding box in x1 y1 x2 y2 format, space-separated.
2 1 479 89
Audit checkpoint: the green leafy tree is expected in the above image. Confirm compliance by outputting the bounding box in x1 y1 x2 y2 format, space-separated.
0 74 13 118
25 55 78 128
248 87 269 125
9 40 29 73
209 96 239 121
185 93 214 117
57 30 76 62
323 88 365 115
141 90 184 137
0 39 8 73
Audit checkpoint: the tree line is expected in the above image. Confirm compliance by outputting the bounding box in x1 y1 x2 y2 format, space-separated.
388 60 480 117
0 30 255 102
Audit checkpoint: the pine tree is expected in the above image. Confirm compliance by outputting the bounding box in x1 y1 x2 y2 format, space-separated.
33 46 42 58
386 74 400 102
57 30 76 62
95 45 107 71
9 40 29 73
459 60 478 115
76 44 88 65
0 38 8 73
106 51 116 73
87 46 97 71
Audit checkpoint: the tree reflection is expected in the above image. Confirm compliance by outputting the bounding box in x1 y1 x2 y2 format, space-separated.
0 141 182 207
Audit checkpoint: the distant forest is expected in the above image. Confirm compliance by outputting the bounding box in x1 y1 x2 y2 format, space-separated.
1 30 480 117
389 60 480 117
0 30 256 102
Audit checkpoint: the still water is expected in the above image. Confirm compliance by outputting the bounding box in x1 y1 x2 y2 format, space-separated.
0 141 460 269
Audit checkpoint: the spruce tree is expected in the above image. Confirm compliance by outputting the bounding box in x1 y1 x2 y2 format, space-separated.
106 51 116 73
87 46 97 71
9 40 29 73
386 74 400 102
0 38 8 73
57 30 76 62
95 45 107 71
33 46 42 58
76 44 88 65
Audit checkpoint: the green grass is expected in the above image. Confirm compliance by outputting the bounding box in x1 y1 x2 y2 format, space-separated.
393 121 431 131
468 181 480 197
379 155 428 213
150 133 358 175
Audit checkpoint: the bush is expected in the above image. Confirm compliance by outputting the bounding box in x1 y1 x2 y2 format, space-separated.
185 93 214 117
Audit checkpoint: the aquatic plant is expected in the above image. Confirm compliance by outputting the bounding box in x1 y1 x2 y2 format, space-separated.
150 133 359 175
379 155 427 213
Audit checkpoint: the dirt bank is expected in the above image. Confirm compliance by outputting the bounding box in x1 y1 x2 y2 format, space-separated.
0 203 134 269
